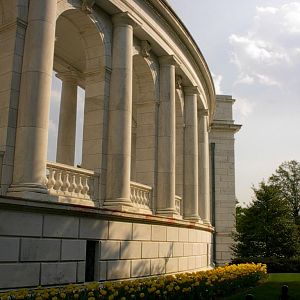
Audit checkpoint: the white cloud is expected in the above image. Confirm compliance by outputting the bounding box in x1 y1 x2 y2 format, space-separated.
50 89 61 104
48 119 57 133
229 34 289 65
282 3 300 34
229 2 300 90
256 74 279 87
212 73 223 94
235 73 254 85
256 6 278 14
233 98 255 119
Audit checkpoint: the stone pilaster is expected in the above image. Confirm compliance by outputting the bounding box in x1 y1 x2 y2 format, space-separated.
104 12 137 210
183 87 200 222
198 109 211 225
8 0 57 197
56 73 78 166
156 55 177 217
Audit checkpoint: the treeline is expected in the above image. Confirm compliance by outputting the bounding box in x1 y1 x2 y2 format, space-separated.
232 160 300 272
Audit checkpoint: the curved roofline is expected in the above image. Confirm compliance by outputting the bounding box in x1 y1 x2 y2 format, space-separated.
150 0 216 116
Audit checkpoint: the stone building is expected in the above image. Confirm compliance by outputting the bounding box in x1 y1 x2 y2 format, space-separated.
0 0 241 289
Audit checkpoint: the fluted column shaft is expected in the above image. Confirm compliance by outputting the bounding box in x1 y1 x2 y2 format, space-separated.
198 110 211 224
56 74 78 166
156 55 177 216
183 87 200 221
105 13 136 209
9 0 57 194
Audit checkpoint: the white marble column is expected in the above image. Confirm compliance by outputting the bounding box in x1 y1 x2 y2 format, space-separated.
105 12 137 210
8 0 57 196
183 87 201 222
156 55 177 217
56 73 78 166
198 109 211 225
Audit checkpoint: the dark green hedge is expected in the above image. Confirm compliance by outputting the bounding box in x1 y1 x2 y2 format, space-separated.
231 257 300 273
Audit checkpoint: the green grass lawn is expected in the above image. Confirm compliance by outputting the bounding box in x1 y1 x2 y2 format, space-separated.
223 273 300 300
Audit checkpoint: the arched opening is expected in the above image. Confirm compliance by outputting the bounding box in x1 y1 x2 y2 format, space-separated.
175 89 185 202
131 55 157 189
48 8 106 172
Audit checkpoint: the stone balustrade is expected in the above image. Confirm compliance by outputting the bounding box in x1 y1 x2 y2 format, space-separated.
175 195 182 215
46 162 99 201
130 181 152 211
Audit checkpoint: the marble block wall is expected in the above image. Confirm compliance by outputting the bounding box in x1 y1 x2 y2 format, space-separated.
0 198 213 290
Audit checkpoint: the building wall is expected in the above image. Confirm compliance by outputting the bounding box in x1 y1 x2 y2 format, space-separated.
0 198 213 290
210 95 241 266
0 1 241 290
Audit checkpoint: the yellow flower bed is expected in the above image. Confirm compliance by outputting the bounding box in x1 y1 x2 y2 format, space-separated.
0 263 267 300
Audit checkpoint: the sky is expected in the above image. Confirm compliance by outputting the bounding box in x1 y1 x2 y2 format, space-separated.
49 1 300 205
167 0 300 205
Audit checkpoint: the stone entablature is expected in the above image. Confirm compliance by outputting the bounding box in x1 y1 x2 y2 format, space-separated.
0 0 240 288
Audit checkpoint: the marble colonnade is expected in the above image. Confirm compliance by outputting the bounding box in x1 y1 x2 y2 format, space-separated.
6 5 211 225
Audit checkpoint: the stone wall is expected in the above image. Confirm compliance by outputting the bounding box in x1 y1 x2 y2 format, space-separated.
0 197 213 290
210 95 241 266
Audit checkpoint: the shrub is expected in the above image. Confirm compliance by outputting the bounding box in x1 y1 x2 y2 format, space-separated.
0 264 267 300
231 257 300 273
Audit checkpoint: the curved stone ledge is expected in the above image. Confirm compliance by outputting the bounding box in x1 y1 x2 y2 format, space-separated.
0 196 214 232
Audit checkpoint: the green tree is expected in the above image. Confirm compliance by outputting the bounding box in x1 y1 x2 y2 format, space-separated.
269 160 300 223
233 182 298 259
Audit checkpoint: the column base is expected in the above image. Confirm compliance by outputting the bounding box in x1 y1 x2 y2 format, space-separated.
103 198 135 212
7 183 51 201
203 219 212 226
156 208 179 219
184 215 203 223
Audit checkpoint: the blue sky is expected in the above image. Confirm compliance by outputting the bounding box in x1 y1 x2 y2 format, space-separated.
168 0 300 204
49 1 300 205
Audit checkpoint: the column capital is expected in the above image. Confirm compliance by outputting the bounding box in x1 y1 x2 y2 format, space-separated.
159 55 179 66
198 108 209 116
112 12 141 28
56 71 79 83
184 86 199 96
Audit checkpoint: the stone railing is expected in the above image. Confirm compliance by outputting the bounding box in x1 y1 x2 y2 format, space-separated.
46 162 99 201
175 195 182 215
130 181 152 211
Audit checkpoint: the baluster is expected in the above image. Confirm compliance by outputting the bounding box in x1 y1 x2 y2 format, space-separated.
138 189 142 207
82 176 90 198
130 186 133 202
75 175 84 196
69 174 77 194
141 190 145 207
144 190 148 207
54 170 63 193
62 172 70 194
47 167 56 191
89 177 94 199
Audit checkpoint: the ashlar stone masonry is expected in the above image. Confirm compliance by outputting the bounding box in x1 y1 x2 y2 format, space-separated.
0 0 241 289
